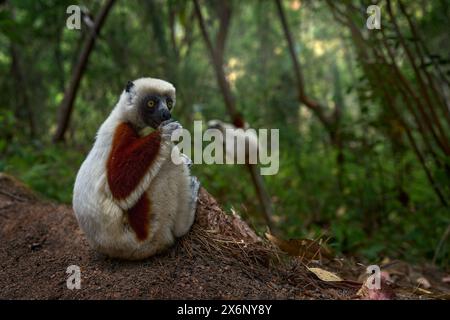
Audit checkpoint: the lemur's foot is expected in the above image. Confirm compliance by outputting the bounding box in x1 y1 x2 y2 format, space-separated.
190 176 200 213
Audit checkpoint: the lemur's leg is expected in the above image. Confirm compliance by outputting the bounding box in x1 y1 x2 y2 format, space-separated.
177 152 199 215
179 153 200 214
172 153 199 237
189 176 200 214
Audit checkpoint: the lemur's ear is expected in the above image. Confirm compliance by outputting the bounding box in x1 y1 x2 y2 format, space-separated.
125 80 134 92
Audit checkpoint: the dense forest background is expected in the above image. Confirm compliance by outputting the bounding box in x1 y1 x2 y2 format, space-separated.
0 0 449 267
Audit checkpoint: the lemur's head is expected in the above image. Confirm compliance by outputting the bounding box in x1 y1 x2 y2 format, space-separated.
119 77 176 129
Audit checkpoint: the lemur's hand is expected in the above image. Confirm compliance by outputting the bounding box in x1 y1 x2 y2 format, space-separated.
160 120 182 140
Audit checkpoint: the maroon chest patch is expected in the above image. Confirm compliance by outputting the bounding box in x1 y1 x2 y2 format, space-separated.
107 122 161 200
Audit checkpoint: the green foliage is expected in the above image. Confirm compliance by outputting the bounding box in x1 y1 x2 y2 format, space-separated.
0 0 448 267
1 142 84 203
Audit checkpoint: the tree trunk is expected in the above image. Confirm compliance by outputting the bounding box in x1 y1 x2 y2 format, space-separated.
274 0 339 140
53 0 116 142
193 0 276 232
10 43 35 138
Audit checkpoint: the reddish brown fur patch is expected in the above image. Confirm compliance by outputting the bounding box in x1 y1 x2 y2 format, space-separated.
127 193 151 241
232 115 245 129
107 122 161 200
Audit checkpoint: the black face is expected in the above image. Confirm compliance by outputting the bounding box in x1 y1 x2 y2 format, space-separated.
139 94 174 128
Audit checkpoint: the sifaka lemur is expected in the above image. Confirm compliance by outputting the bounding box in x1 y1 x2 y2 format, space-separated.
73 77 200 260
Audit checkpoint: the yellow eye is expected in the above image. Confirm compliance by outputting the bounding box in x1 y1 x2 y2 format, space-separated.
147 100 155 108
167 100 173 109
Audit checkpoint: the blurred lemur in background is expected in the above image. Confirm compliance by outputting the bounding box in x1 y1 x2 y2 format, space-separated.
73 78 200 260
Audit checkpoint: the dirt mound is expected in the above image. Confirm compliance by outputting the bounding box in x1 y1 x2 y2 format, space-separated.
0 173 347 299
1 173 447 299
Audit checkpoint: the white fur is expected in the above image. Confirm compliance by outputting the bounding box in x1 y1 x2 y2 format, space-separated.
73 78 195 260
207 119 259 163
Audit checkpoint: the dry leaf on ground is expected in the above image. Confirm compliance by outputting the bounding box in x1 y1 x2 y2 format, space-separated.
307 267 343 282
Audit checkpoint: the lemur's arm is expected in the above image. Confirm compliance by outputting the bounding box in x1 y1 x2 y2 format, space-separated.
107 122 172 210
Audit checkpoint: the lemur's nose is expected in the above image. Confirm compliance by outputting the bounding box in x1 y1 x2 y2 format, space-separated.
161 109 171 121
